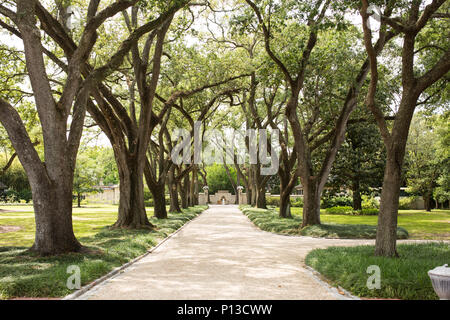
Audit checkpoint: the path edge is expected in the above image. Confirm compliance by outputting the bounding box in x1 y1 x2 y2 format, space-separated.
304 266 360 300
62 206 209 300
238 205 359 300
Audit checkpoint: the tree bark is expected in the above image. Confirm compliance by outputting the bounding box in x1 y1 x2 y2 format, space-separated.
246 188 252 205
180 174 189 208
424 193 432 212
279 172 296 218
151 183 167 219
179 181 188 209
279 192 292 218
301 178 321 227
193 166 199 205
255 188 267 209
189 167 198 206
255 173 267 209
30 175 82 255
113 159 153 228
187 172 193 207
374 151 402 257
168 166 182 213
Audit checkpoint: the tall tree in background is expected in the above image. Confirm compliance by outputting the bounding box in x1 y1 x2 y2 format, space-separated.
331 120 385 210
405 113 448 211
433 112 450 208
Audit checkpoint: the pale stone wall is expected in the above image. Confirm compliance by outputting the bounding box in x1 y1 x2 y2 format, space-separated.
239 193 247 205
412 197 425 210
198 193 207 205
210 190 236 205
85 185 120 205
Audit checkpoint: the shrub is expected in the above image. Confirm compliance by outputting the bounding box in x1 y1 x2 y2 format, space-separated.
325 206 354 215
360 208 379 216
266 196 280 207
144 196 171 207
0 189 21 203
361 195 379 209
399 196 417 209
144 189 152 201
325 206 379 216
17 189 32 203
291 197 303 207
321 196 352 208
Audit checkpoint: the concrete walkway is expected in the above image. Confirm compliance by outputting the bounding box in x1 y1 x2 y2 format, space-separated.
76 205 382 300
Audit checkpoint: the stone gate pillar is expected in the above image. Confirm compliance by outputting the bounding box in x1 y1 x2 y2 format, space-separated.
237 186 244 205
203 186 209 204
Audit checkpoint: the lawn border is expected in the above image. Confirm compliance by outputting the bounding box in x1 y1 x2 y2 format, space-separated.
240 205 412 240
304 265 360 300
62 206 208 300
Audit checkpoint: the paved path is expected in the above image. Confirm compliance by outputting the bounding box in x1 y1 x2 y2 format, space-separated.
76 205 402 300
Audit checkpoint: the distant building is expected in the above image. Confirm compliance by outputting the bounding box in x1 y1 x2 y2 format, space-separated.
294 184 338 196
294 184 304 196
85 184 120 205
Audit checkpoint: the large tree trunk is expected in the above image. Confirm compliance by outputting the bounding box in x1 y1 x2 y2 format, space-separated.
255 189 266 208
279 172 295 218
189 168 198 206
185 174 192 207
255 182 267 209
193 166 199 205
279 192 292 219
30 176 82 255
251 185 257 206
143 160 168 219
423 193 432 212
246 188 252 205
178 181 188 209
248 165 257 206
374 151 402 257
168 167 182 213
180 175 189 209
352 177 362 210
254 165 267 209
169 184 182 213
114 160 153 229
151 183 168 219
301 178 321 227
374 90 418 257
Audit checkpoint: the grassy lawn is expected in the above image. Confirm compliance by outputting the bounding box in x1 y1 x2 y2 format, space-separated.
292 207 450 240
241 206 409 239
0 204 207 299
305 243 450 300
